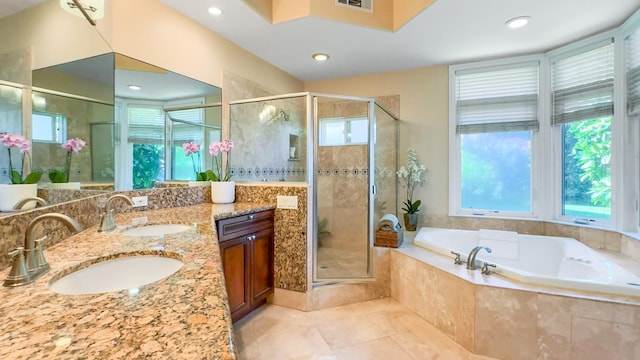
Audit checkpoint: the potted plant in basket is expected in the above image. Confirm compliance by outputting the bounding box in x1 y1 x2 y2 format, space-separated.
208 139 235 203
0 132 42 211
48 137 86 189
397 148 426 231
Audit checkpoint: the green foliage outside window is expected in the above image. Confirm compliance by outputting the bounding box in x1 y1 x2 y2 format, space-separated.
563 117 611 219
133 144 164 189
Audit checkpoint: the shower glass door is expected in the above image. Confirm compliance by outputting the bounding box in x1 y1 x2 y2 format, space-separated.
373 103 398 231
315 95 373 280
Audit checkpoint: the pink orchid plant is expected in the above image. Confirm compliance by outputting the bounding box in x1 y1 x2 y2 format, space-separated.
0 132 42 184
49 138 86 183
208 139 234 182
182 141 208 181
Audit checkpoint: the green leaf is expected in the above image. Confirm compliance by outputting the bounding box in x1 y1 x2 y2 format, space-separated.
23 171 42 184
411 200 422 213
196 172 208 181
10 170 22 184
205 170 219 182
48 169 67 183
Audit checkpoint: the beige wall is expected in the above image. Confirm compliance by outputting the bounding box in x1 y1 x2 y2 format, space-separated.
305 65 450 220
99 0 303 95
0 0 111 71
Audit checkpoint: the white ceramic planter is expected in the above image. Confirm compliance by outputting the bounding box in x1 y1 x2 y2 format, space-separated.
45 182 81 190
0 183 38 212
188 180 211 187
211 181 235 204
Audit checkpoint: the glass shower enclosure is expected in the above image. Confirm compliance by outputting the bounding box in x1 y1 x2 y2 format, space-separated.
230 92 398 282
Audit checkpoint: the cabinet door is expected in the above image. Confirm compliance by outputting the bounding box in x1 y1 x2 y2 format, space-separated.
250 227 275 305
219 236 250 320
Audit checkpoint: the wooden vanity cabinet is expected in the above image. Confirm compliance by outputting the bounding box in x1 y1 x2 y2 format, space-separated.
216 210 275 322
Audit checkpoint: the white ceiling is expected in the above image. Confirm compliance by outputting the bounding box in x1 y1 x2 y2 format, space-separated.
0 0 45 18
4 1 640 82
161 0 640 81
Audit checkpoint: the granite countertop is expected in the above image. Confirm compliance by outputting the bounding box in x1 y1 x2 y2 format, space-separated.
0 202 274 359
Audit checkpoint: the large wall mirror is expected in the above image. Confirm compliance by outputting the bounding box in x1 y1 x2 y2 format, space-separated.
0 0 222 213
32 53 222 191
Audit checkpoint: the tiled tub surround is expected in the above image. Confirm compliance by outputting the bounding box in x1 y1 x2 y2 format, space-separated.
391 245 640 360
0 202 273 359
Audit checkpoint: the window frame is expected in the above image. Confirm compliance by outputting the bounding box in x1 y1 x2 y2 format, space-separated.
319 116 369 146
448 28 634 230
547 32 617 228
31 111 67 144
449 55 543 219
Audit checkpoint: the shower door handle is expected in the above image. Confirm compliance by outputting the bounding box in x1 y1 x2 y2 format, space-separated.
371 185 376 195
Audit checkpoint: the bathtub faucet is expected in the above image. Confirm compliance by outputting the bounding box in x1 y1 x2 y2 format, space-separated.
466 246 492 270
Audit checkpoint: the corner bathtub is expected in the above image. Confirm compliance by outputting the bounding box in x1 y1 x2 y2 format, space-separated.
414 227 640 297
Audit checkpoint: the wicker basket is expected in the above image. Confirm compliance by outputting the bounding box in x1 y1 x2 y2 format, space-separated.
375 229 403 248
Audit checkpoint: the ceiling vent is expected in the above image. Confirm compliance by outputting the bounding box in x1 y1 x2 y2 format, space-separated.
336 0 373 13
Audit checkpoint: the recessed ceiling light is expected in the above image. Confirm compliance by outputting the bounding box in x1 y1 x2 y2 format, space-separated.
312 53 330 61
208 7 223 15
128 85 141 90
506 16 531 29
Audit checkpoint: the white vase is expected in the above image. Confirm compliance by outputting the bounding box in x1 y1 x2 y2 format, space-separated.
45 182 81 190
188 180 211 187
0 183 38 212
211 181 235 204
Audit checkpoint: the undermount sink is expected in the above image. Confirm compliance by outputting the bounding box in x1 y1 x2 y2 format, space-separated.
49 254 184 295
120 223 193 237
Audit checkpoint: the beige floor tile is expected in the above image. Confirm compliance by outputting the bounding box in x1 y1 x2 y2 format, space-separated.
316 313 387 347
332 337 413 360
257 323 333 360
233 299 499 360
291 355 338 360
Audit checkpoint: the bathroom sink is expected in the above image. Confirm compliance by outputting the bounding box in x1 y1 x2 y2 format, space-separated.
120 223 192 237
49 254 183 295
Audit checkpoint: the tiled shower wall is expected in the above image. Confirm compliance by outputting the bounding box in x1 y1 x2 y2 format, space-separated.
229 97 307 183
317 145 368 253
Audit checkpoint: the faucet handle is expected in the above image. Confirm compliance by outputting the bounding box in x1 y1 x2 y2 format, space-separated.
34 237 51 271
481 262 497 275
4 247 30 287
451 251 465 265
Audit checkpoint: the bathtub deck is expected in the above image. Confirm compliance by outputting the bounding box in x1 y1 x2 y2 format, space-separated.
391 244 640 360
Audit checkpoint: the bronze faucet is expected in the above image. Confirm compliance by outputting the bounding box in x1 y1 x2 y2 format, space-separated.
12 197 47 211
97 194 134 232
4 213 83 287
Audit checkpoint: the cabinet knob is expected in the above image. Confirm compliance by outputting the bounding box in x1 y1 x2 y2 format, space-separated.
248 215 255 220
246 234 256 241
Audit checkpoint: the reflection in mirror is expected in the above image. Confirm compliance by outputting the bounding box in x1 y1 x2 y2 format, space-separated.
113 54 222 190
0 0 112 207
0 82 23 183
32 53 115 190
28 53 223 191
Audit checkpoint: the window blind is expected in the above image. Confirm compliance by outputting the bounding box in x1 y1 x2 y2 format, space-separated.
551 39 614 125
127 104 164 144
626 26 640 115
455 62 539 134
168 108 205 143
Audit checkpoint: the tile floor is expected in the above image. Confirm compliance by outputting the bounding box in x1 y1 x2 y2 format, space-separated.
317 247 368 278
233 298 497 360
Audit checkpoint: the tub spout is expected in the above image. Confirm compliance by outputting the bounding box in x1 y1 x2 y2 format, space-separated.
467 246 492 270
